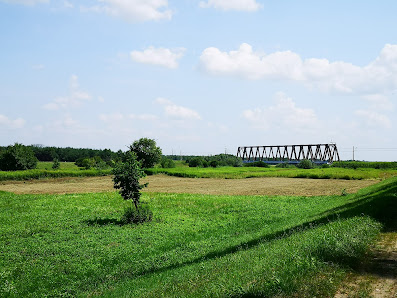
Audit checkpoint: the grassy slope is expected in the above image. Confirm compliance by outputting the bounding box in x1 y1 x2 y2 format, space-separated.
1 177 396 297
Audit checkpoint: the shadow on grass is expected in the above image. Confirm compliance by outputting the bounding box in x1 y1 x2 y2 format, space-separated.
127 177 397 278
84 218 124 226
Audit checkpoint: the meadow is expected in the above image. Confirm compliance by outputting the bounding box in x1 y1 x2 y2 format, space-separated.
146 165 397 180
1 176 396 297
1 161 396 181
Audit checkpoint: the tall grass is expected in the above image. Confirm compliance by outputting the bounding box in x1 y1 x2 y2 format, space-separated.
146 166 397 180
0 168 111 181
333 161 397 169
1 177 395 297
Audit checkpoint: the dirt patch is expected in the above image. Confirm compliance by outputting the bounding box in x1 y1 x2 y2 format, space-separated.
335 232 397 298
0 175 378 196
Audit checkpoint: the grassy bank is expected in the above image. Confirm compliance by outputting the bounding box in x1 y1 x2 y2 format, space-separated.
146 166 397 180
1 177 395 297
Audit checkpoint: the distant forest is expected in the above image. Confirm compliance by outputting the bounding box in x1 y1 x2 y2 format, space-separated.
0 145 210 163
0 145 119 162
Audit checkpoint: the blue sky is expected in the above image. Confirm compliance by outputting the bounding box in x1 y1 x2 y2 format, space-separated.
1 0 396 161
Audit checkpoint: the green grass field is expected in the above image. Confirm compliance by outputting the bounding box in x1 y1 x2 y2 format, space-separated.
146 166 397 180
1 161 396 181
1 177 395 297
36 161 80 170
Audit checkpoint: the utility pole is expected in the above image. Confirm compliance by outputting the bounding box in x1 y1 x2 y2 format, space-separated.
353 146 355 161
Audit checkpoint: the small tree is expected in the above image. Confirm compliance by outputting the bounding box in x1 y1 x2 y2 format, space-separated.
129 138 162 169
52 158 60 170
112 151 147 210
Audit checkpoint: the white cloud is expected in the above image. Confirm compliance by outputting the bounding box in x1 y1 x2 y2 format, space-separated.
63 0 73 8
130 47 185 69
155 97 201 120
43 75 92 110
99 113 158 123
84 0 172 23
199 0 262 11
129 114 158 121
362 94 394 111
355 110 391 129
0 0 48 5
242 92 318 132
99 113 124 123
200 43 397 95
0 115 26 129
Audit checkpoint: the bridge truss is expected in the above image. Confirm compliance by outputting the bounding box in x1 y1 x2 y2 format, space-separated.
236 144 340 164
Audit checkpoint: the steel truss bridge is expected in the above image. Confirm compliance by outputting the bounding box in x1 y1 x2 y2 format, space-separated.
237 144 340 164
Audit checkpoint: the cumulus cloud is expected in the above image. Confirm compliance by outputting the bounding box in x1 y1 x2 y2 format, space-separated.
130 47 185 69
362 94 394 111
242 92 318 132
0 0 48 5
84 0 172 23
355 110 391 129
99 113 158 122
129 114 158 121
43 75 92 110
0 115 26 129
155 97 201 120
99 113 124 123
199 0 262 11
200 43 397 95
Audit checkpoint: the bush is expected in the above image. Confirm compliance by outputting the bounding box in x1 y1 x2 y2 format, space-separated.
297 159 314 169
275 162 295 168
0 143 38 171
121 204 153 224
209 154 243 167
188 157 204 167
52 158 60 170
160 157 176 168
209 160 218 168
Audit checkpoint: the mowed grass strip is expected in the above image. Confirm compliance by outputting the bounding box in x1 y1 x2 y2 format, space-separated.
146 166 397 180
1 177 395 297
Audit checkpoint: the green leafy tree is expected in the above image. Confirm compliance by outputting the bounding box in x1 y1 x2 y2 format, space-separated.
52 158 60 170
112 151 148 210
0 143 38 171
129 138 162 168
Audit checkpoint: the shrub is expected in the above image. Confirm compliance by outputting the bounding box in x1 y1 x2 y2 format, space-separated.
0 143 38 171
275 162 295 168
209 154 243 167
297 159 314 169
209 160 218 168
188 157 204 167
52 158 60 170
121 204 153 224
160 157 176 168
